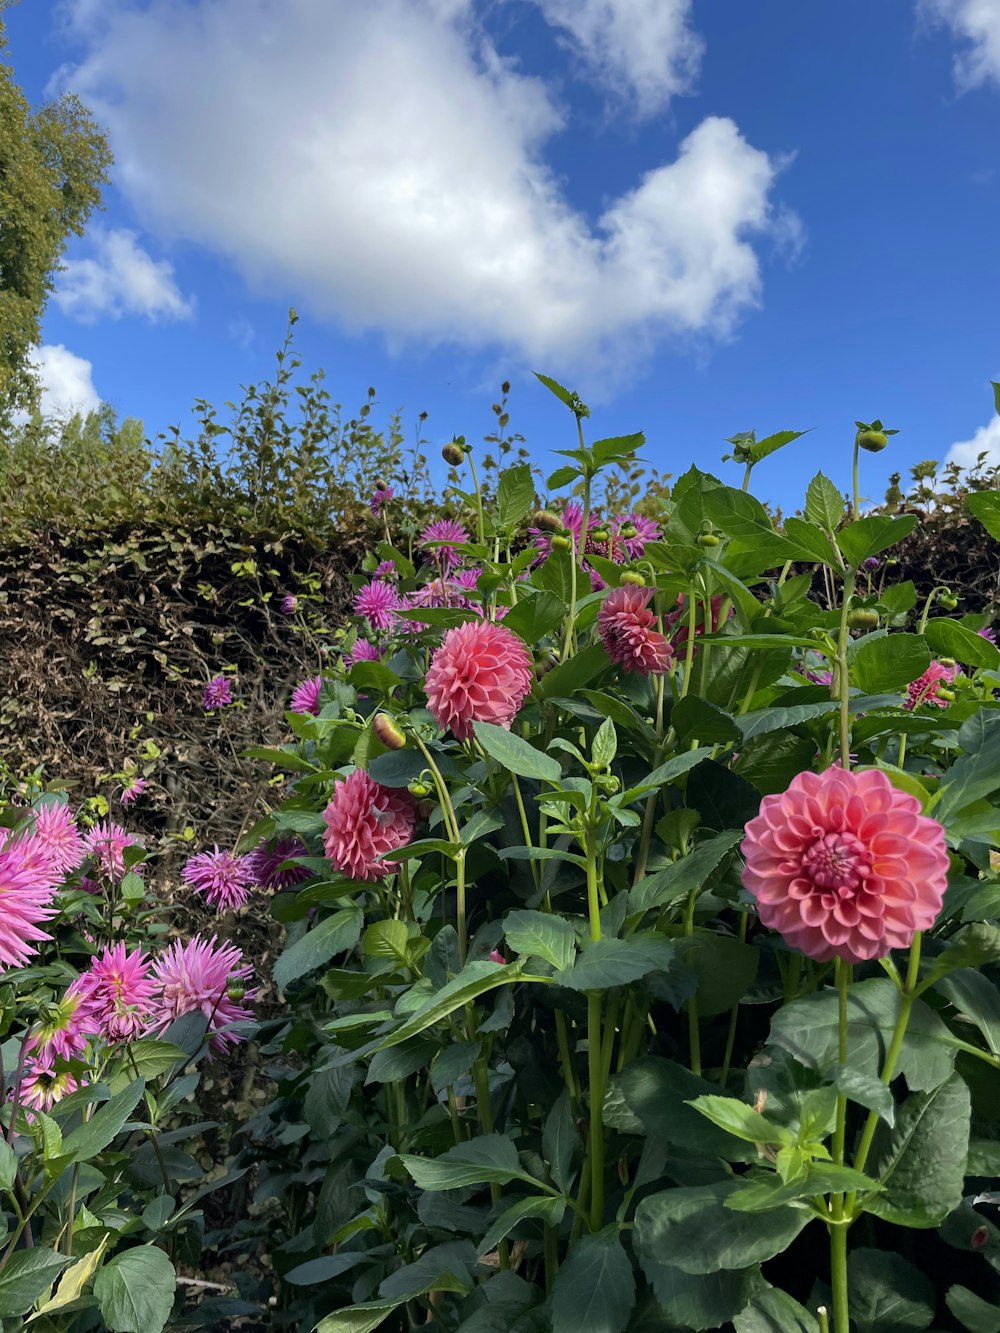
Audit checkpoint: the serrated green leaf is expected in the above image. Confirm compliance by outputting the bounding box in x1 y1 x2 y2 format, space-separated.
551 1228 635 1333
851 632 930 693
274 906 363 990
866 1073 970 1228
93 1245 175 1333
504 910 577 971
398 1134 538 1191
805 471 845 531
473 722 561 781
838 515 917 567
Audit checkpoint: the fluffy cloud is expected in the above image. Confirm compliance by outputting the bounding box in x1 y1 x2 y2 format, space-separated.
532 0 703 118
59 0 796 371
27 345 100 419
920 0 1000 89
946 413 1000 469
55 227 194 323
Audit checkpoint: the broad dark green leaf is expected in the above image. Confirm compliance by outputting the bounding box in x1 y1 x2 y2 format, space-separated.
967 490 1000 542
497 464 536 530
838 515 918 567
556 934 676 991
477 1195 565 1259
398 1135 538 1191
851 633 930 693
543 1089 582 1194
473 722 561 781
366 1038 437 1085
367 748 426 788
934 968 1000 1055
63 1077 146 1163
830 1062 895 1125
641 1261 762 1333
926 617 1000 670
866 1073 970 1228
502 590 567 644
686 760 761 831
672 695 741 748
847 1247 935 1331
938 710 1000 821
93 1245 176 1333
629 830 743 915
378 1241 477 1301
620 1057 756 1162
273 906 363 990
551 1228 635 1333
538 643 609 700
504 910 577 972
375 960 524 1048
947 1284 1000 1333
734 1287 819 1332
684 934 759 1016
0 1249 70 1318
782 517 838 566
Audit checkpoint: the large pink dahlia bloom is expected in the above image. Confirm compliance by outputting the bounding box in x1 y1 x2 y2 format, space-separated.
0 837 59 969
182 846 254 912
149 935 258 1055
323 770 416 881
425 620 533 741
598 584 673 675
31 801 85 874
84 820 141 881
290 675 324 716
77 942 158 1042
742 767 949 963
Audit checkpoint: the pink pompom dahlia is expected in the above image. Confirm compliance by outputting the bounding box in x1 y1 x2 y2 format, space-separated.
31 801 85 874
425 619 534 741
0 837 60 969
323 770 417 881
182 846 254 912
742 767 949 964
598 584 673 675
290 675 324 716
354 579 399 632
77 942 158 1042
149 935 258 1055
84 820 142 881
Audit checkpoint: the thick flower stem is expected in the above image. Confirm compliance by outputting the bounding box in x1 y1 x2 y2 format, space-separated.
467 450 486 547
583 818 605 1230
836 569 856 769
828 958 853 1333
829 1220 850 1333
683 887 701 1076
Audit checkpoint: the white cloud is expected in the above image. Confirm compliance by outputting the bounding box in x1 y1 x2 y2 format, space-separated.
55 227 194 323
27 345 101 419
532 0 703 118
946 414 1000 469
919 0 1000 89
58 0 797 373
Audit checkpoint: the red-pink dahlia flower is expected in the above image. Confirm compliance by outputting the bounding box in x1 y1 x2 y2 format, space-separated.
666 593 733 657
31 801 85 874
202 675 233 710
742 767 949 963
424 619 534 741
182 846 254 912
345 638 380 668
77 942 157 1042
149 935 258 1055
598 584 673 675
322 770 417 881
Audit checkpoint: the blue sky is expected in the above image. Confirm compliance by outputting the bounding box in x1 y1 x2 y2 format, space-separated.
10 0 1000 511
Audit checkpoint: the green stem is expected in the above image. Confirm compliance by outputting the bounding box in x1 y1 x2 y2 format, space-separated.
467 450 486 547
455 847 468 966
683 887 701 1076
562 526 580 661
828 957 852 1333
587 990 605 1231
836 569 856 769
829 1221 850 1333
718 910 749 1086
679 585 698 701
852 440 860 521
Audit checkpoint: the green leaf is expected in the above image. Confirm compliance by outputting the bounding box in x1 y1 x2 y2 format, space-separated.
535 372 576 411
620 1057 757 1162
620 747 716 801
838 515 917 567
995 380 1000 416
273 906 363 989
930 923 1000 975
926 618 1000 670
642 1263 763 1333
375 960 524 1048
543 1089 582 1194
63 1077 146 1163
879 580 917 618
671 696 741 748
938 710 1000 821
551 1228 636 1333
93 1245 176 1333
769 978 956 1092
592 432 644 467
749 429 809 465
851 633 930 693
363 918 411 963
726 1163 879 1212
504 910 577 972
556 934 676 991
684 934 760 1016
967 490 1000 542
366 1038 437 1085
734 1288 819 1332
592 717 617 769
398 1134 539 1191
317 1300 411 1333
120 1038 188 1080
349 661 404 694
0 1249 70 1318
804 472 844 530
501 590 567 644
847 1247 935 1332
830 1063 895 1126
629 831 743 915
242 746 317 773
496 464 536 530
477 1195 565 1259
947 1284 1000 1333
366 749 426 788
429 1039 480 1094
0 1139 16 1191
687 1095 791 1146
546 464 580 490
633 1181 809 1276
866 1072 970 1228
934 968 1000 1054
473 722 561 782
378 1242 476 1301
782 517 839 566
538 642 609 700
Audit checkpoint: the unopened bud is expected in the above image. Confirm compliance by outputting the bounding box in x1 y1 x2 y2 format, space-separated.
597 774 620 794
620 571 645 586
373 713 406 750
619 523 637 540
937 591 959 610
408 779 432 798
373 477 389 492
847 608 879 630
939 657 957 669
442 443 464 466
696 532 721 548
937 687 957 702
857 429 889 453
226 978 246 1003
533 510 562 532
550 534 572 552
488 948 507 965
590 528 610 544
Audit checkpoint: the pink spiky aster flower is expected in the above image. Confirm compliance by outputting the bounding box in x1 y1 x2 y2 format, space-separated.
77 942 158 1043
27 978 97 1061
323 770 417 881
374 559 397 579
120 776 148 807
598 584 673 675
354 579 399 631
425 620 534 741
290 675 324 716
451 568 482 594
281 593 298 615
246 836 311 892
149 935 258 1055
742 767 949 964
345 638 380 668
370 484 395 515
620 513 661 559
979 626 997 646
419 518 470 570
182 846 254 911
904 660 958 710
31 801 85 874
0 837 59 969
18 1062 81 1116
84 821 141 881
203 675 233 710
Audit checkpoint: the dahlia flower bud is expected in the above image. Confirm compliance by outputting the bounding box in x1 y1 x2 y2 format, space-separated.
533 510 562 533
488 948 507 964
847 608 879 630
620 571 645 587
937 591 959 610
407 779 432 798
590 528 610 544
550 534 572 552
226 977 246 1002
442 443 465 466
619 523 638 540
373 713 406 751
696 532 721 548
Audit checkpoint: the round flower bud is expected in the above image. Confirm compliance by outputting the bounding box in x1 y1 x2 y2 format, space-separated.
936 688 957 702
226 979 246 1003
937 591 959 610
597 774 620 794
696 532 721 548
407 779 432 798
373 477 389 492
550 534 572 552
620 571 645 586
533 510 562 533
847 608 879 630
857 429 888 453
373 713 406 751
442 443 465 466
938 657 957 670
590 528 610 544
619 523 638 540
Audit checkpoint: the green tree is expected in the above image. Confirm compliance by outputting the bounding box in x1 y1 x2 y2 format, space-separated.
0 0 112 418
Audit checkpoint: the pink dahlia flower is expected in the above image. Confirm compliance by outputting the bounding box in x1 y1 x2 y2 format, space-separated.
27 978 98 1061
18 1062 81 1116
666 593 733 657
345 638 380 668
290 675 324 716
84 820 142 881
120 776 149 806
149 935 258 1056
0 837 59 969
281 593 298 615
425 620 534 741
323 770 417 881
246 836 311 892
354 579 399 631
203 675 233 710
374 559 397 579
182 846 254 912
419 518 470 570
31 801 85 874
598 584 673 675
77 942 158 1043
742 767 949 963
979 626 997 646
904 660 958 710
370 485 395 515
